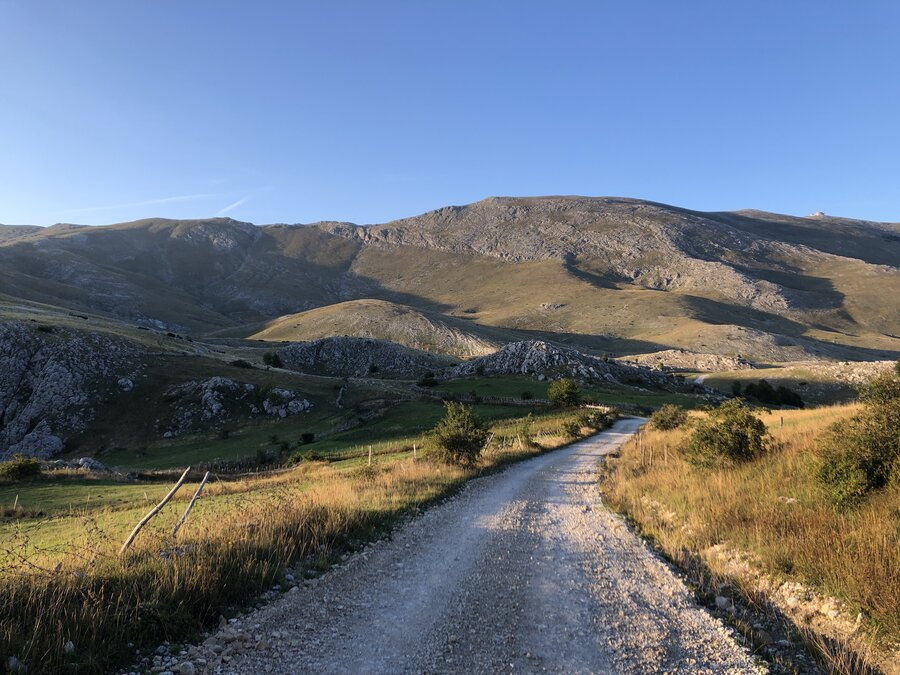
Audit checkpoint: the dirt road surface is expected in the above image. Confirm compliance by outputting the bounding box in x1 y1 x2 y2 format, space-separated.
200 418 760 674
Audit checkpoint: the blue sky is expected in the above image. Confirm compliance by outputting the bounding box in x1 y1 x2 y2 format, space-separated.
1 1 899 226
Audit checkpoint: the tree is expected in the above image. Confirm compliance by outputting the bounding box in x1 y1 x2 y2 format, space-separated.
547 378 581 407
431 402 489 466
649 404 688 430
683 399 769 468
262 351 283 368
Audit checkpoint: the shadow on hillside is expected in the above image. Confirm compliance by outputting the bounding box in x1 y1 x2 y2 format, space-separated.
705 210 900 267
728 262 847 312
683 295 900 361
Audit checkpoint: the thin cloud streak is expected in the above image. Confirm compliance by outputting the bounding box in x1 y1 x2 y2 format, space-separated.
65 193 223 214
216 196 251 216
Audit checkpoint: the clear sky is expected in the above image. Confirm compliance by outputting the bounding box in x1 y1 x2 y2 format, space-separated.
2 1 899 226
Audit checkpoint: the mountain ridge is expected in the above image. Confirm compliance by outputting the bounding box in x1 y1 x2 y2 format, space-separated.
1 196 897 363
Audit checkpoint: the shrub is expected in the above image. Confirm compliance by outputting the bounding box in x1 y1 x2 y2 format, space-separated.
469 389 481 403
262 351 283 368
583 408 618 430
816 366 900 508
649 404 688 430
430 402 488 466
683 399 769 468
231 359 253 369
515 413 536 448
547 378 581 407
417 372 438 387
299 432 315 445
560 420 581 438
0 454 42 481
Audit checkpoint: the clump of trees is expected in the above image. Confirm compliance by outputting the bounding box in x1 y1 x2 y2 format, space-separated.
649 404 688 430
735 379 804 408
816 362 900 509
431 402 489 466
683 399 769 468
262 351 284 368
547 378 581 407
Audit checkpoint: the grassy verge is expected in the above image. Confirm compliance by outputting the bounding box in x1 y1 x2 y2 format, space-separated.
1 406 603 673
599 404 899 669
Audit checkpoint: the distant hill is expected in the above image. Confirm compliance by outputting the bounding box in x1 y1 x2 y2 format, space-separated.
1 197 897 362
250 299 506 358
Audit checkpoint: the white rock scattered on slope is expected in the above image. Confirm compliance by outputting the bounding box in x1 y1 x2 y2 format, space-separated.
0 321 140 459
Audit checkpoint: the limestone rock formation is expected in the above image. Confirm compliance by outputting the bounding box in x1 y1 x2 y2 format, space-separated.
0 321 139 459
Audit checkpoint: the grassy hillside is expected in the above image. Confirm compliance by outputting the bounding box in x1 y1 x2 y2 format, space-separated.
249 299 510 357
600 405 899 670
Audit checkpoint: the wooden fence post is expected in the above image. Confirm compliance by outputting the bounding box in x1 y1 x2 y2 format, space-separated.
119 466 191 556
368 445 373 467
413 443 417 460
172 471 210 538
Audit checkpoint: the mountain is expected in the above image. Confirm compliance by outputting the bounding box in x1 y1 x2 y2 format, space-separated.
1 197 897 363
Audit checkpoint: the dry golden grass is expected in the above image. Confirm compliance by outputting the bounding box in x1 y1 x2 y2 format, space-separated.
0 408 591 673
600 404 900 670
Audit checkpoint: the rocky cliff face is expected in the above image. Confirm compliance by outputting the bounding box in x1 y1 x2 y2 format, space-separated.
0 321 140 459
277 336 453 379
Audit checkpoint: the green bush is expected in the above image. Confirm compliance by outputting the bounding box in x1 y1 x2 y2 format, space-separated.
515 413 536 448
0 454 42 481
547 378 581 407
560 420 581 438
649 404 688 430
417 372 438 387
262 351 283 368
430 402 489 466
683 399 769 468
521 390 534 400
816 365 900 508
582 408 618 430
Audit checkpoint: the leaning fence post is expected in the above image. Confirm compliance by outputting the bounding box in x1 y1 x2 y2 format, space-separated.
119 466 191 556
172 471 210 538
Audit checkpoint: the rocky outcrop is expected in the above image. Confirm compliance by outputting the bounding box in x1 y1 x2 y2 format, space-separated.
161 377 311 437
449 340 704 393
0 321 140 459
622 350 758 372
277 337 453 379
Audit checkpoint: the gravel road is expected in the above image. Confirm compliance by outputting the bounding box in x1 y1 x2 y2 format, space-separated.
199 418 760 674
